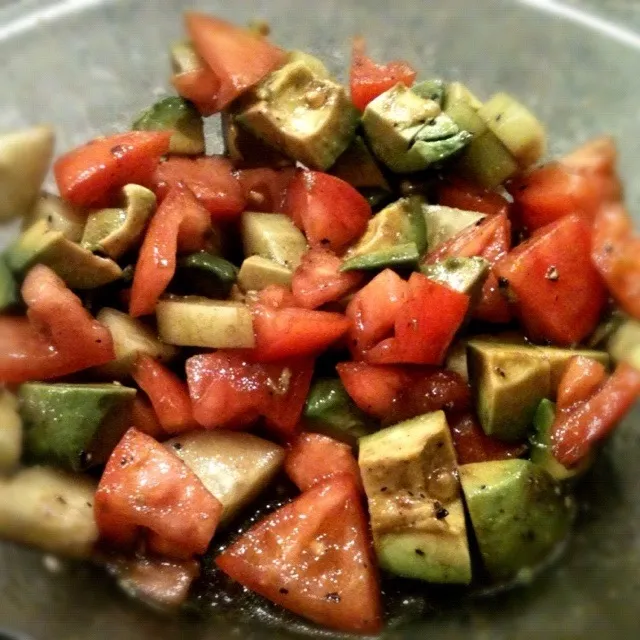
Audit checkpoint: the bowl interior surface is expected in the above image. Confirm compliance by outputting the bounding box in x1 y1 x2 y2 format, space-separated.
1 0 639 638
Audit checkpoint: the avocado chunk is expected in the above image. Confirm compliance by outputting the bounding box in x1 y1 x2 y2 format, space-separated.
0 256 18 312
235 56 359 170
304 378 372 445
534 345 610 390
421 256 490 299
459 459 574 581
478 93 546 168
444 82 483 112
156 296 256 349
81 184 156 260
362 83 472 174
94 308 178 380
607 318 640 371
330 136 391 208
341 197 426 271
0 125 55 221
0 389 22 474
133 96 205 155
172 252 238 299
423 204 486 253
467 340 551 441
241 211 307 270
530 399 593 481
165 430 285 525
20 382 136 471
23 191 86 242
359 411 472 584
6 219 122 289
0 466 98 558
412 79 446 105
237 255 293 292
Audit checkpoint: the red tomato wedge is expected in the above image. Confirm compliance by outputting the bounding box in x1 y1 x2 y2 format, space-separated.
132 356 196 435
552 363 640 467
54 132 171 207
450 413 527 465
130 184 210 317
249 304 350 362
346 269 409 359
185 12 286 112
292 248 364 309
285 171 371 252
350 36 416 112
152 156 245 221
337 362 470 423
592 203 640 320
556 356 608 411
95 428 222 559
172 67 220 117
494 214 607 345
0 266 114 383
256 284 298 309
438 177 510 216
130 396 165 440
237 167 296 213
186 352 313 438
216 475 382 634
285 433 363 493
367 274 469 366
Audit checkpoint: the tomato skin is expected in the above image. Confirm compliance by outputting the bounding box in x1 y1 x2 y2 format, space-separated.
552 363 640 467
152 156 245 221
592 203 640 319
237 167 296 213
438 177 510 216
130 184 210 317
292 248 364 310
346 269 408 359
216 475 382 634
130 396 165 440
54 132 171 207
450 413 527 464
0 266 114 383
367 274 469 366
285 171 372 252
495 214 607 345
249 305 350 362
256 284 298 309
185 12 286 111
172 67 220 116
285 433 363 493
132 356 196 435
186 352 313 438
95 428 222 559
557 356 607 411
350 36 416 112
337 362 470 423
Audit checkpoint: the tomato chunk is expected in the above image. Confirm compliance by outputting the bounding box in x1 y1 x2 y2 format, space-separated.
337 362 470 423
438 177 510 216
132 356 196 435
172 67 220 117
552 363 640 467
494 214 607 345
285 171 371 252
54 131 171 207
285 433 363 493
216 475 382 634
152 156 245 221
556 355 607 411
592 203 640 320
350 36 416 112
250 304 350 362
450 413 527 464
185 12 286 111
186 352 313 438
95 428 222 559
292 248 364 310
0 266 114 383
130 396 165 440
237 167 296 213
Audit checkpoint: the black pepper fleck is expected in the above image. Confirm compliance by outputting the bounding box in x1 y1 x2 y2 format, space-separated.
279 588 289 595
497 276 510 289
172 442 183 451
434 501 449 520
415 548 425 557
325 592 341 603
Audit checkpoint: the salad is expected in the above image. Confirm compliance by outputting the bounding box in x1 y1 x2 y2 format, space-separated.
0 10 639 636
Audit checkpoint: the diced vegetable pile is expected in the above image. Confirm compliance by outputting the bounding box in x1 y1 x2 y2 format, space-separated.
1 11 640 635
